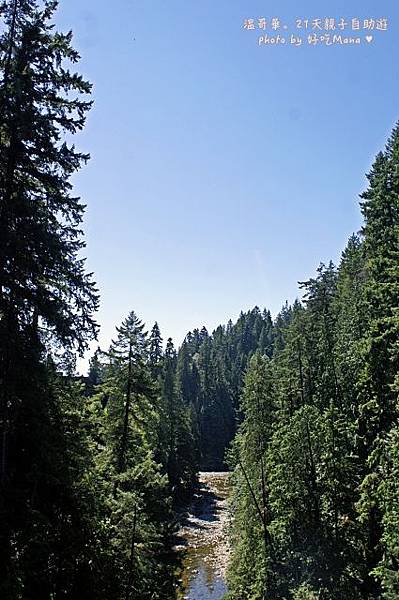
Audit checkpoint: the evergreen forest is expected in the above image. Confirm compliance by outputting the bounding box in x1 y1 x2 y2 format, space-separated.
0 2 398 599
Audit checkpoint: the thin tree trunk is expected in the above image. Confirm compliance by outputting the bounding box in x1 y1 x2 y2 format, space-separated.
238 460 271 550
119 342 133 474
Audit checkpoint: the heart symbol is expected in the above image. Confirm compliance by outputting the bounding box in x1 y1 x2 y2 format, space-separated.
366 35 373 43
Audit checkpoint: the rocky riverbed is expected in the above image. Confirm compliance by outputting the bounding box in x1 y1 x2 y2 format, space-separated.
175 472 231 600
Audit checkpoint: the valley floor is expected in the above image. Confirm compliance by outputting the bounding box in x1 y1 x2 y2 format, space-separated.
176 472 231 600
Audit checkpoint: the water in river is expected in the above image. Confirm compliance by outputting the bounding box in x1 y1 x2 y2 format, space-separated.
176 472 231 600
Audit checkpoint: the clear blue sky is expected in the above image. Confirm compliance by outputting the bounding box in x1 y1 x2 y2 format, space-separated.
54 0 399 371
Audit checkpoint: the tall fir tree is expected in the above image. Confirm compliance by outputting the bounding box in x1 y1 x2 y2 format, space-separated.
93 312 176 600
0 1 98 595
356 126 399 598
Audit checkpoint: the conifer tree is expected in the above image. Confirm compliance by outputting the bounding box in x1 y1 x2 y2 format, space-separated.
160 338 196 500
94 312 175 599
149 322 163 378
0 1 98 594
226 125 399 600
356 126 399 598
227 353 276 598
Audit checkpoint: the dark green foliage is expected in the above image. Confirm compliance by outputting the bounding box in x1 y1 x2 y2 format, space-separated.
88 312 178 599
226 353 275 599
149 322 163 378
159 337 197 501
227 125 399 600
355 126 399 599
175 307 275 470
1 1 398 598
0 0 98 352
81 313 198 598
0 1 99 596
0 3 188 597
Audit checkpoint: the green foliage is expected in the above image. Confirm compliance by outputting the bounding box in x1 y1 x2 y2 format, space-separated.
227 124 399 600
226 353 275 599
371 427 399 599
0 1 99 596
0 3 189 597
158 337 197 501
176 307 274 469
87 312 182 599
1 2 398 598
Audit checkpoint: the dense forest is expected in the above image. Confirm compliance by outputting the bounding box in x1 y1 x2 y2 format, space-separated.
0 1 398 599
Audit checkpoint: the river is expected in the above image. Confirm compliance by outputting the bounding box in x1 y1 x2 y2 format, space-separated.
176 472 231 600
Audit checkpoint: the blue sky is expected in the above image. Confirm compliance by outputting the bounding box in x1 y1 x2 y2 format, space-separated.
54 0 399 370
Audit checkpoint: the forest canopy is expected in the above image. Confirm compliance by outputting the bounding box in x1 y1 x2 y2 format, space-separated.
0 1 398 599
